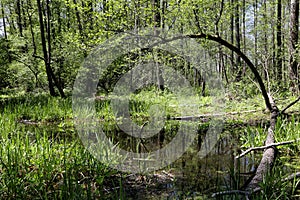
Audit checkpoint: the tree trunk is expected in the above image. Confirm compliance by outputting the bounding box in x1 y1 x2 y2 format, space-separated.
254 0 258 68
152 0 164 91
244 95 279 192
1 1 10 62
263 0 268 79
45 0 65 97
185 33 277 195
37 0 56 97
16 0 23 37
234 0 242 81
73 0 83 39
230 0 234 73
276 0 283 81
289 0 299 92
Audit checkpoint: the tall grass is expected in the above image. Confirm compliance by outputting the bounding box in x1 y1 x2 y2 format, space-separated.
0 94 118 199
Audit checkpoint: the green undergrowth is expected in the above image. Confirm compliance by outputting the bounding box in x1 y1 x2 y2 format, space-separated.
0 94 72 122
1 90 300 199
0 94 120 199
239 116 300 199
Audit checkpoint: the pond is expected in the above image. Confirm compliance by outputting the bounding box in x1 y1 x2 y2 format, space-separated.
19 120 261 199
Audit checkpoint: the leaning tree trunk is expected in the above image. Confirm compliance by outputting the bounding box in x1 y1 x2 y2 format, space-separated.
185 33 278 194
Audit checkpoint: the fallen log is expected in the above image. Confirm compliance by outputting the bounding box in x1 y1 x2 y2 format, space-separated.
242 94 279 192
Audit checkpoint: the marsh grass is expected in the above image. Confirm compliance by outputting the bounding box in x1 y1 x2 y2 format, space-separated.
1 91 300 199
0 94 119 199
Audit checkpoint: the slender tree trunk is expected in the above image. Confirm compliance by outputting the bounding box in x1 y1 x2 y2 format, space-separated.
1 1 11 63
27 0 39 87
21 0 27 29
73 0 83 38
241 0 247 77
263 0 268 79
37 0 56 96
45 0 65 97
1 2 7 40
16 0 23 37
289 0 299 92
254 0 258 68
161 0 166 29
235 0 242 81
66 0 71 29
230 0 234 72
152 0 164 91
276 0 283 81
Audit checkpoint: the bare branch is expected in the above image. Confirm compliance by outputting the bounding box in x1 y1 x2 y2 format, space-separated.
236 138 300 159
32 54 45 61
212 190 251 197
212 187 261 198
282 172 300 182
145 33 272 111
281 95 300 114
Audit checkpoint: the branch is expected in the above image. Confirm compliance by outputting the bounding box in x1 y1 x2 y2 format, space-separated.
187 34 272 111
212 187 261 198
282 172 300 182
170 109 262 120
212 190 251 197
145 33 272 111
236 138 300 159
281 95 300 114
32 54 45 61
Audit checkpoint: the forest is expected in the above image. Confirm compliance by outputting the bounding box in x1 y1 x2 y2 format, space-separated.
1 0 300 199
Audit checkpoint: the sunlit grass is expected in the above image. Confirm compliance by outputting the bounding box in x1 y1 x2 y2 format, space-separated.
0 94 118 199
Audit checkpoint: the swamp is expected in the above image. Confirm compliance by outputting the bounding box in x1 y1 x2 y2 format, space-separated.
1 0 300 199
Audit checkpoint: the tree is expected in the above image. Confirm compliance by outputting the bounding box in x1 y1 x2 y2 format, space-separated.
36 0 65 97
289 0 299 91
276 0 283 81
